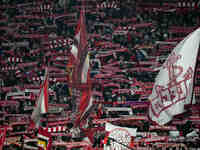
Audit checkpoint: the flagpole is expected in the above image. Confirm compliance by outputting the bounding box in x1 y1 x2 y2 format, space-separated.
46 61 49 129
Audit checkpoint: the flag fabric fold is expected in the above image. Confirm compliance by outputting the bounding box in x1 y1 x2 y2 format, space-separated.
149 28 200 125
31 68 49 128
66 3 88 88
75 8 88 55
81 53 90 84
76 91 93 126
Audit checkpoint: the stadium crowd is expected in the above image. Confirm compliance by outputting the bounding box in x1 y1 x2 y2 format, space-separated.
0 0 200 149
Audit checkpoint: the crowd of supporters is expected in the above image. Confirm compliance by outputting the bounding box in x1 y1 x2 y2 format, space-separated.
0 0 200 149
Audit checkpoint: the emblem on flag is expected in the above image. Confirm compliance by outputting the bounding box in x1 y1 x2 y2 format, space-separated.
150 52 193 117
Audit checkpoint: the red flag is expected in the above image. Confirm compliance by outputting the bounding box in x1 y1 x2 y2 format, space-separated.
75 7 88 54
75 88 93 126
66 3 88 89
37 127 52 150
0 127 7 150
31 68 49 128
75 55 92 126
73 2 94 127
72 3 88 85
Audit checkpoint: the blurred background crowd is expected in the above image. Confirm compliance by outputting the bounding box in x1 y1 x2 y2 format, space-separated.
0 0 200 149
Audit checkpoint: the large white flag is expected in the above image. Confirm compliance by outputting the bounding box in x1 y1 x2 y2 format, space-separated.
149 28 200 125
31 68 49 128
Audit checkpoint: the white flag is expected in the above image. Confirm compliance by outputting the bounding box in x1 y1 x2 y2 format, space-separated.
105 122 137 137
149 28 200 125
31 68 49 128
104 123 137 150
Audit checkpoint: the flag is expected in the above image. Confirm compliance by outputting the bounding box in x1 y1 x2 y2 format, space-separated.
149 28 200 125
0 127 7 150
105 123 137 137
67 43 78 68
75 8 88 54
74 53 92 126
66 2 87 87
72 2 88 85
81 53 90 84
71 44 78 60
76 53 92 125
104 123 137 148
37 127 52 150
31 68 49 128
73 1 94 126
66 44 78 96
75 89 93 126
